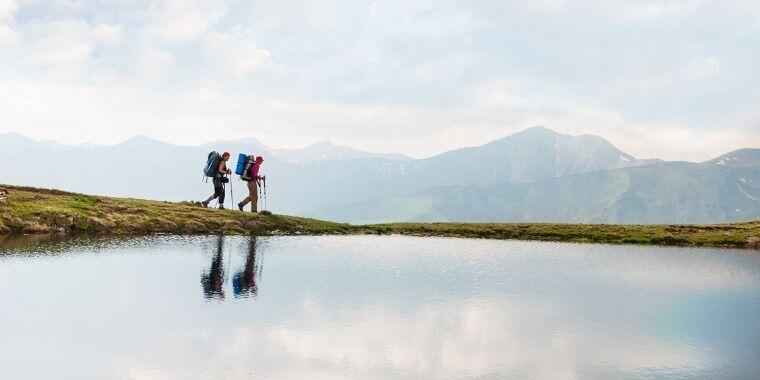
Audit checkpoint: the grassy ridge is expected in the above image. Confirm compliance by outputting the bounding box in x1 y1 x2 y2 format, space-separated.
0 185 353 236
1 184 758 249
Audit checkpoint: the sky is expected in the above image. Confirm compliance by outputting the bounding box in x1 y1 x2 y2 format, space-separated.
0 0 758 161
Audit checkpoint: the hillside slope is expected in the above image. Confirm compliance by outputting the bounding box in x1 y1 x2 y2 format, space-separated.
312 158 760 224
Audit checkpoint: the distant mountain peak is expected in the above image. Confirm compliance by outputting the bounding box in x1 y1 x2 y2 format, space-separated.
116 135 162 144
0 132 35 143
237 137 268 146
505 125 559 139
300 140 336 149
522 125 555 133
111 135 179 151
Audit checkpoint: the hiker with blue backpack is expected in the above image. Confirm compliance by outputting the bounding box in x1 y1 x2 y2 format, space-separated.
237 155 265 212
202 151 232 209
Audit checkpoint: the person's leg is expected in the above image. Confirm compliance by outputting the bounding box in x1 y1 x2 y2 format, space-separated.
238 181 252 211
206 178 224 208
217 182 225 205
251 181 259 212
240 181 253 207
203 180 219 206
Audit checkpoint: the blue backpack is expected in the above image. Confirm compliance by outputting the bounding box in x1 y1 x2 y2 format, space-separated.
235 153 255 181
204 151 222 177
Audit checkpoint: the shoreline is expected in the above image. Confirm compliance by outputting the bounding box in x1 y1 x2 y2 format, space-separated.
1 184 758 249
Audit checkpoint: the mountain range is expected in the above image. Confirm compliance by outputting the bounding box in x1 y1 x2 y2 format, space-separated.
1 126 758 224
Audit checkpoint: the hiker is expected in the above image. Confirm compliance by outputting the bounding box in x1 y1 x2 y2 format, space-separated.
202 151 232 209
237 156 265 212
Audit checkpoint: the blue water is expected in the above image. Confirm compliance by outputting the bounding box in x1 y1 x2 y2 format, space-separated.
1 235 759 379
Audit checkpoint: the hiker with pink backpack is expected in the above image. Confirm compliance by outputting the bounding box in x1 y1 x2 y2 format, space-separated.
237 156 266 213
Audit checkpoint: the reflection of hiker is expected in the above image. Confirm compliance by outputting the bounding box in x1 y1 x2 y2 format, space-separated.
232 236 261 298
202 151 232 209
201 236 225 300
237 156 265 212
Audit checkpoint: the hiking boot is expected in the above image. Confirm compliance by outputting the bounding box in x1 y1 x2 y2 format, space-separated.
237 202 244 211
218 205 225 210
201 200 209 208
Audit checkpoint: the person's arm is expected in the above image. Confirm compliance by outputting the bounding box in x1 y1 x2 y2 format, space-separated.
218 161 229 175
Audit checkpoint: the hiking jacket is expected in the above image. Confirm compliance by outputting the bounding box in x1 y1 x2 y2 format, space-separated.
248 162 263 181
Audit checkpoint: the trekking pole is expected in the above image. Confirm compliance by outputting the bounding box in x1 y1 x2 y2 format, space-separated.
257 179 262 212
229 175 234 210
263 178 267 211
219 182 224 209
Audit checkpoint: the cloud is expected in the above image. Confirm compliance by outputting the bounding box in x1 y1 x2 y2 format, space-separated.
263 298 709 378
142 0 226 42
0 0 16 21
23 20 94 66
0 0 17 45
0 0 757 160
203 29 272 76
135 46 174 81
91 23 122 46
113 297 714 379
0 24 17 44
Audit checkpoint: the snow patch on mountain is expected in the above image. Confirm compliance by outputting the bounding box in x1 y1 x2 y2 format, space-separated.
738 185 758 201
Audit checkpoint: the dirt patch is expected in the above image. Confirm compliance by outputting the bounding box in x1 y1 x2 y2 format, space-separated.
21 221 53 234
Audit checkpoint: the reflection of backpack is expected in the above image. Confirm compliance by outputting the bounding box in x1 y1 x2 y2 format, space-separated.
204 151 222 177
236 153 255 181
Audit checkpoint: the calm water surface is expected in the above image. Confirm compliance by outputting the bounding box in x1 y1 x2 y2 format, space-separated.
1 235 759 379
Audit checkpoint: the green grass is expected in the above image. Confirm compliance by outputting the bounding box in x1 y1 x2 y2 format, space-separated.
1 184 758 249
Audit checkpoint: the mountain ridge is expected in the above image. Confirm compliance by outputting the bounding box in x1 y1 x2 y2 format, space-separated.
1 127 757 224
306 159 760 224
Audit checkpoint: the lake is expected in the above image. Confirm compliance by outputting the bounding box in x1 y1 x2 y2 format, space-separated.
1 235 759 379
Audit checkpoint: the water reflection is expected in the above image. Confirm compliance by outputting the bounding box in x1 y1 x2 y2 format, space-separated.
200 236 263 300
201 236 226 300
232 236 262 299
0 235 758 379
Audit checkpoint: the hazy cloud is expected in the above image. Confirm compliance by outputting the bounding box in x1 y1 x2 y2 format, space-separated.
142 0 226 42
0 0 16 21
0 0 758 160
